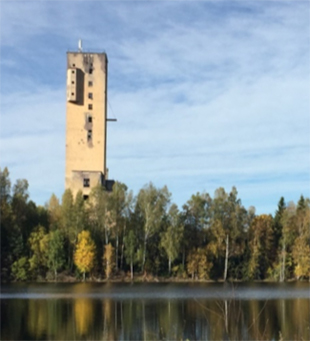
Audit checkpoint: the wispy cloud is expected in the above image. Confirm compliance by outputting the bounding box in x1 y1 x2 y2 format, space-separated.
0 1 309 213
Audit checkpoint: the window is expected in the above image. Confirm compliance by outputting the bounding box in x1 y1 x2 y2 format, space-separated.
72 64 75 67
88 104 93 110
89 68 93 74
87 115 92 123
71 92 74 96
88 93 93 99
88 81 93 87
71 81 75 84
87 130 92 141
72 70 75 74
83 195 89 200
83 178 90 187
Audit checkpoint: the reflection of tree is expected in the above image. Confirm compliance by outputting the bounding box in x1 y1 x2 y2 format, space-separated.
1 299 27 340
102 298 117 340
28 299 48 339
4 283 310 341
73 284 94 336
158 300 185 340
74 297 93 336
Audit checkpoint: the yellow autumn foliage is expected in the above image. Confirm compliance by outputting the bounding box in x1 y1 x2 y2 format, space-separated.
74 230 96 279
103 243 115 279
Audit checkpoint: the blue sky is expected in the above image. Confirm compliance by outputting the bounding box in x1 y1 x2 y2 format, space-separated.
0 1 309 214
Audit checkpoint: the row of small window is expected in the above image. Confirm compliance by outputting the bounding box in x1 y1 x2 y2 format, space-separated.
69 92 93 103
70 80 93 87
72 63 93 67
71 67 93 74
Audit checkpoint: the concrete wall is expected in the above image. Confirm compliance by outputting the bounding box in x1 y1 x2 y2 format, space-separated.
65 52 108 198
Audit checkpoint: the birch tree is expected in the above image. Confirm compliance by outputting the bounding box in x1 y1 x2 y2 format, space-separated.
160 204 183 275
135 183 170 272
211 187 246 280
74 230 96 281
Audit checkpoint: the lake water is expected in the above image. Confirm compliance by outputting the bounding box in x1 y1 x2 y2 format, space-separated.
1 282 309 340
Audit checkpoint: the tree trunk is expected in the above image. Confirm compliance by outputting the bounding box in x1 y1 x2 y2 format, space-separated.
120 221 127 271
168 258 171 276
142 236 147 272
130 258 133 280
115 234 119 272
121 243 124 270
83 271 85 282
106 258 109 279
224 299 228 333
280 241 286 282
224 234 229 281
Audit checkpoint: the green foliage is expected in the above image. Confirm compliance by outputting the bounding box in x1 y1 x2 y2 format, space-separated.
11 257 29 281
48 193 61 230
187 247 211 280
292 236 310 279
124 229 138 279
160 204 183 275
247 215 274 280
47 230 66 279
135 182 171 271
1 166 309 283
28 226 49 277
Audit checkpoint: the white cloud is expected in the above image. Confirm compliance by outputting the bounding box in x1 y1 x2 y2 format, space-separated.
0 1 309 214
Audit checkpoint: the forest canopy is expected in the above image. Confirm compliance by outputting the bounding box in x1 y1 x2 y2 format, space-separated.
1 166 309 282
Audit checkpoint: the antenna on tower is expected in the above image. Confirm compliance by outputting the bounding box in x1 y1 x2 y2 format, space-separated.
78 39 83 52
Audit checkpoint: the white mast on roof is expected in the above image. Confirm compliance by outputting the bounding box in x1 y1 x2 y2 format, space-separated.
78 39 83 52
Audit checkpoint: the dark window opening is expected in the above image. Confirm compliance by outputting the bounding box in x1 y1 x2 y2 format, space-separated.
72 64 75 67
71 81 75 84
72 70 75 74
83 195 89 201
83 178 90 187
88 104 93 110
88 116 92 123
89 68 93 74
88 81 93 87
88 93 93 99
71 92 74 96
87 130 92 141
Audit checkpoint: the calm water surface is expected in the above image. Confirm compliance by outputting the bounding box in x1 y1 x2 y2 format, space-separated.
1 282 309 340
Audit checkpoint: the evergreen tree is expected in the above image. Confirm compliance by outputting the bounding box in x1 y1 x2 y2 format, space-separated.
247 215 274 280
60 189 75 270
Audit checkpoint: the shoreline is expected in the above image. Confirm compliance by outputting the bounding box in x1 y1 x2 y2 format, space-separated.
2 273 306 284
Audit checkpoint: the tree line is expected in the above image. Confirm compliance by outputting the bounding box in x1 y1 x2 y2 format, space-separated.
1 166 309 282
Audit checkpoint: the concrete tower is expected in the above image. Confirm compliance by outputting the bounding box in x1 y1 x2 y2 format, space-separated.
65 45 114 199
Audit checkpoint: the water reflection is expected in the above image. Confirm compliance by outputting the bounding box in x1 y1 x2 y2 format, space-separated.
1 283 310 340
